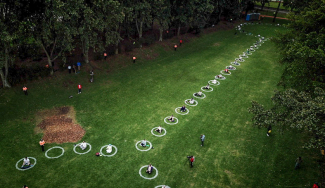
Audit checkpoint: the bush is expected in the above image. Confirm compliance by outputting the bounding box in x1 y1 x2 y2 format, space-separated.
124 41 134 52
144 34 156 45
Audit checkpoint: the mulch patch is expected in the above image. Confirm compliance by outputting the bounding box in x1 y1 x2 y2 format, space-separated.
37 106 85 144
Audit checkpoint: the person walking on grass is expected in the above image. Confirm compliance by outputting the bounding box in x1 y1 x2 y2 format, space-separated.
39 139 45 152
78 83 82 94
295 156 303 169
68 65 71 74
200 134 205 146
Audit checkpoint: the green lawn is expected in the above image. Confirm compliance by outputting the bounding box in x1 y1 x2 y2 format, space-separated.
255 1 289 10
0 21 320 187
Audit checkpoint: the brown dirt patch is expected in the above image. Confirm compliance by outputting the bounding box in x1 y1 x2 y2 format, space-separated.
36 106 85 143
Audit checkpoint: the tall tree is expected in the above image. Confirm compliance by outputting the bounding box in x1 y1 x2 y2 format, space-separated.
30 0 76 74
153 0 171 41
134 0 152 39
249 88 325 149
273 0 325 91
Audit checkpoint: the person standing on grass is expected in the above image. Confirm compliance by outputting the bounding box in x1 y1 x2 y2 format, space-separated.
90 70 94 83
68 65 71 74
39 139 45 152
78 83 82 94
174 44 177 51
77 62 81 71
267 125 272 136
190 156 195 168
104 52 107 60
200 134 205 146
23 86 28 95
295 156 303 169
73 64 77 74
179 39 183 46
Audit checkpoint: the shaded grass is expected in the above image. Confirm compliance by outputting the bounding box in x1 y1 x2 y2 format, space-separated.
0 22 321 187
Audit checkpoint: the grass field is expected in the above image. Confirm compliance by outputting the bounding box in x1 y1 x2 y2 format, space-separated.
255 1 288 10
0 19 320 188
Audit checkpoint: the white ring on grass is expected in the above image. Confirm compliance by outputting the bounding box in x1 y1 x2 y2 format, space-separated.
73 143 92 155
135 141 152 151
247 52 252 55
208 80 220 85
45 146 64 159
220 70 231 75
226 66 236 70
175 107 190 115
193 92 206 99
200 86 213 92
164 116 179 125
139 165 158 180
235 58 245 62
151 127 167 137
185 99 198 106
215 76 226 80
231 62 240 66
16 157 37 171
155 186 170 188
100 145 118 157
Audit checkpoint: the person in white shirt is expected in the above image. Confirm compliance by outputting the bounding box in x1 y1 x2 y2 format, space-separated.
195 91 202 97
146 164 153 174
203 84 210 90
168 115 175 122
21 157 30 168
212 80 217 84
79 141 87 150
155 126 162 133
106 144 112 153
141 139 147 147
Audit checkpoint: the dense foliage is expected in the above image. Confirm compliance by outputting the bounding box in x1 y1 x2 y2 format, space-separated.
250 0 325 149
0 0 252 87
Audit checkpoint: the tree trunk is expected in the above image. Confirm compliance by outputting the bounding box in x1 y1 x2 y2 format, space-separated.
159 27 163 41
0 49 11 88
273 1 281 23
177 23 181 36
0 68 10 88
82 37 89 64
41 43 54 75
139 21 143 38
261 2 265 11
135 18 143 39
115 40 119 55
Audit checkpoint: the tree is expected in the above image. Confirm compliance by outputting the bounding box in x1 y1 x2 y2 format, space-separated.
282 0 310 12
134 0 152 39
273 0 325 91
171 0 194 36
190 0 214 33
0 1 40 87
153 0 171 41
30 0 76 74
249 88 325 149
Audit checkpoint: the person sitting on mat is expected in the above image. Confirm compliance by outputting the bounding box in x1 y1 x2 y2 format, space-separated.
216 74 224 79
21 157 30 168
168 115 175 122
225 69 229 73
203 84 210 90
146 164 153 174
106 144 112 153
187 98 195 104
180 105 186 112
212 79 217 84
228 65 235 70
79 141 87 150
156 126 162 133
141 139 147 147
195 91 202 97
